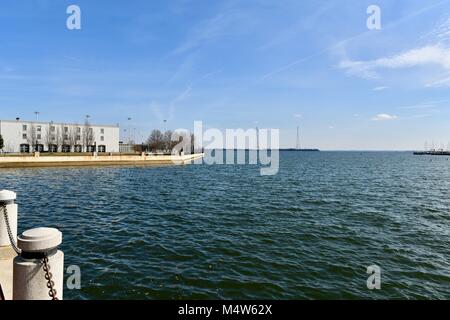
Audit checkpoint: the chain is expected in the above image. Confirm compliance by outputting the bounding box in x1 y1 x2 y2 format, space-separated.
2 203 58 300
1 203 21 255
42 255 58 300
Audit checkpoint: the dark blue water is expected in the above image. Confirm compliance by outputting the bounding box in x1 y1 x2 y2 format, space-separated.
1 152 449 299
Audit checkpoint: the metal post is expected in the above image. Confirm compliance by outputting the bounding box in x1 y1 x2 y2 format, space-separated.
13 227 64 300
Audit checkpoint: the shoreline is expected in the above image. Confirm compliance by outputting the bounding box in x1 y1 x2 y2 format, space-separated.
0 153 204 169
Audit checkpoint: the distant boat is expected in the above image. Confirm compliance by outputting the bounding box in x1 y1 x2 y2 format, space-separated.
280 148 320 152
414 150 450 156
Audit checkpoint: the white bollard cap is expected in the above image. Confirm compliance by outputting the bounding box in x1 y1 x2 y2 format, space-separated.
17 227 62 252
0 190 16 202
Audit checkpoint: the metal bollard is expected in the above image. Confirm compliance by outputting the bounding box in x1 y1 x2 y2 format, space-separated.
0 190 18 248
13 227 64 300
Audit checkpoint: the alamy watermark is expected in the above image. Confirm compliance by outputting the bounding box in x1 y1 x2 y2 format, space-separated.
68 4 380 32
366 265 381 290
66 5 81 30
66 265 81 290
170 121 280 176
367 5 381 30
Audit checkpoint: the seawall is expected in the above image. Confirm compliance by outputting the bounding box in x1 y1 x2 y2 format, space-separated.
0 153 204 168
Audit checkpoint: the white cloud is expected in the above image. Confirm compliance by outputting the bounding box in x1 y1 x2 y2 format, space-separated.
293 113 302 118
371 113 398 121
375 45 450 69
339 45 450 80
373 86 388 91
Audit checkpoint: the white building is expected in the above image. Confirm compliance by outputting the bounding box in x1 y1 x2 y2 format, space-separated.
0 119 120 153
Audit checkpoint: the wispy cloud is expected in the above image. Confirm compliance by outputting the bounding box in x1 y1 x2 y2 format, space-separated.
425 74 450 87
396 98 450 110
373 86 388 91
423 13 450 43
398 103 435 110
173 85 192 104
167 85 192 121
260 1 449 82
371 113 398 121
338 60 379 80
172 10 254 55
339 45 450 79
257 3 336 51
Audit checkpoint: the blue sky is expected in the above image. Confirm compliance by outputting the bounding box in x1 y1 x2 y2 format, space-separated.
0 0 449 150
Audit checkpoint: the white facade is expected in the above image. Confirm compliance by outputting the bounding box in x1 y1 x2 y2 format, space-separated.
0 119 119 153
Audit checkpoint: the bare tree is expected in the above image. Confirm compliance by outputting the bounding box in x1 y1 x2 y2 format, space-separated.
60 124 70 151
68 125 78 150
44 124 54 151
163 130 176 152
55 126 62 152
26 124 37 151
146 130 164 152
82 120 95 151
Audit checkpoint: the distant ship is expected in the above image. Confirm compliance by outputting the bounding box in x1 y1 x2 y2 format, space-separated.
414 149 450 156
280 148 320 152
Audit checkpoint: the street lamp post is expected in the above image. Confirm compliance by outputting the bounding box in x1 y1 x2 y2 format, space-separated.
127 117 132 144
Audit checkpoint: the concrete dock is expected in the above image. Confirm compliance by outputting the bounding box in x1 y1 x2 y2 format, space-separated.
0 246 15 300
0 153 204 168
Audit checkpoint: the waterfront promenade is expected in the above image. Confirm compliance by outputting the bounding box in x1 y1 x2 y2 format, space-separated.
0 153 204 168
0 246 15 300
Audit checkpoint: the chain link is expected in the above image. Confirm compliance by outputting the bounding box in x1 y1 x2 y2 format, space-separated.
1 203 21 255
42 255 58 300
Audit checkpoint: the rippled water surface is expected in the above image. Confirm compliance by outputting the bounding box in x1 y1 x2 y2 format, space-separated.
1 152 449 299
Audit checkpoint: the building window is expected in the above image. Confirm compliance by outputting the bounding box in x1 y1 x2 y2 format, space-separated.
20 144 30 153
35 144 44 152
62 145 71 153
87 145 95 152
77 127 81 133
51 135 56 141
37 126 41 132
74 145 82 153
64 127 68 133
37 134 41 140
76 135 81 141
101 128 105 134
64 135 69 140
50 126 56 132
48 145 57 153
22 133 27 140
100 136 104 141
98 145 106 153
22 125 27 131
